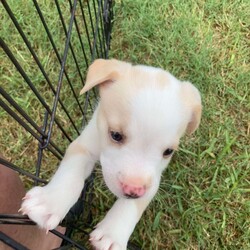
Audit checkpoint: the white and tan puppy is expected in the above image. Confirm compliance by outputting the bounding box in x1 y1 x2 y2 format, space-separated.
21 59 202 250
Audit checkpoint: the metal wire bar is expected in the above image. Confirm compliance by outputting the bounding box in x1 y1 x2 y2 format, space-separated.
55 0 85 85
35 111 49 186
68 0 90 68
32 0 86 134
50 230 87 250
0 87 46 138
79 0 93 55
0 99 62 160
103 0 113 58
54 0 93 118
81 0 105 120
68 0 95 113
0 158 48 184
36 0 78 149
0 219 87 250
99 0 108 57
0 215 35 226
96 0 108 57
0 87 64 159
86 0 100 58
93 0 105 58
0 97 64 162
0 232 29 250
2 0 81 137
0 38 73 143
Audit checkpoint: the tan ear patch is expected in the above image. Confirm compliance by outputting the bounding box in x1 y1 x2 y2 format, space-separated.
80 59 131 95
181 81 202 134
64 141 87 161
186 104 202 134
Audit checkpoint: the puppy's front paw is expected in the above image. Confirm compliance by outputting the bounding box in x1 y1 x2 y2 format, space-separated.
20 186 67 231
90 222 127 250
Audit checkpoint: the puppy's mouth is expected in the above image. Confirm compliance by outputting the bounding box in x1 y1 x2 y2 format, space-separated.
124 193 142 199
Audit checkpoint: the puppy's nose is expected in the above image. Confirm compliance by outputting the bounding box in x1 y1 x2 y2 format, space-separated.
121 183 146 199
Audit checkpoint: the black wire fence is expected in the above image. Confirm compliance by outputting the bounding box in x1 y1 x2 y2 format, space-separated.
0 0 115 249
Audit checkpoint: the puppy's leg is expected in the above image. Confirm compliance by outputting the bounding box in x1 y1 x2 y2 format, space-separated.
90 194 154 250
21 112 100 231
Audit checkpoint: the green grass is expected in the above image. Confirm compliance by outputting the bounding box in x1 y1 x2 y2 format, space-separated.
1 0 250 249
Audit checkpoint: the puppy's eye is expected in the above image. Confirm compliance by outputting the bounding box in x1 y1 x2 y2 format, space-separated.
110 131 124 142
163 148 174 157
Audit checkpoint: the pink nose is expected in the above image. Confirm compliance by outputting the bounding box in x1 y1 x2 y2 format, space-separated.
121 183 146 198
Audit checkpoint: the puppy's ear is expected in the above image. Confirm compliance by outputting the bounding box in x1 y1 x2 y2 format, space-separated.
181 81 202 134
80 59 128 95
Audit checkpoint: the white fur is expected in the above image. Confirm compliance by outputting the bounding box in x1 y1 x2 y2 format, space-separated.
21 59 201 249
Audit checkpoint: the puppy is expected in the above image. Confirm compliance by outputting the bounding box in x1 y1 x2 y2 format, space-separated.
21 59 202 250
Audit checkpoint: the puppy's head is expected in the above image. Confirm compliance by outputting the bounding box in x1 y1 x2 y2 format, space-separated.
81 59 202 199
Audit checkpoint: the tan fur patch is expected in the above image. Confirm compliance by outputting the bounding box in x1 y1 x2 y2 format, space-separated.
64 141 87 160
186 105 202 134
180 81 202 134
80 59 131 95
97 103 130 147
130 65 170 90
